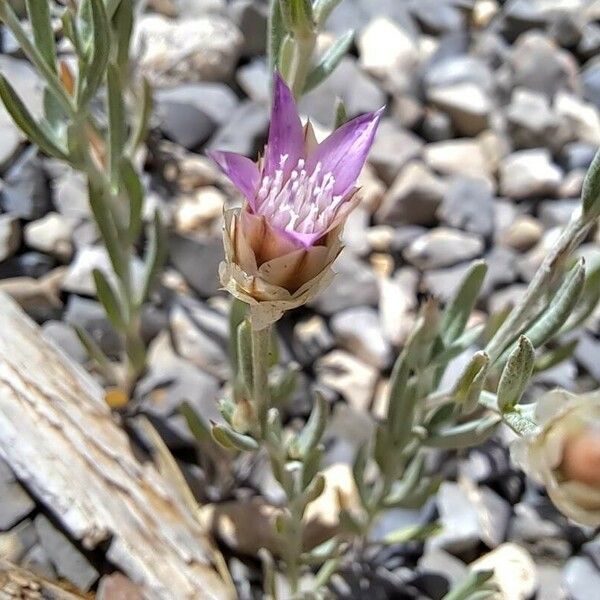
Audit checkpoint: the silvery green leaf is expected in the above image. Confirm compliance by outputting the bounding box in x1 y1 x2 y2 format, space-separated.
228 298 247 373
112 0 133 75
289 0 314 35
0 1 73 115
119 158 143 244
383 453 425 507
497 336 534 412
26 0 56 72
424 414 501 449
107 64 126 186
314 557 341 590
268 0 286 73
452 351 489 414
277 33 296 83
562 258 600 332
387 475 441 510
237 319 253 395
517 258 585 354
304 30 354 93
383 521 442 545
534 339 578 372
42 87 68 140
125 330 146 372
106 0 124 19
270 364 299 406
74 325 116 383
92 268 126 332
179 400 212 444
87 175 126 280
78 0 110 107
352 442 370 506
140 209 167 303
219 396 236 425
429 324 485 370
291 391 328 458
127 78 153 155
334 96 347 128
0 75 68 161
302 445 324 489
441 260 487 345
211 423 259 451
299 473 325 511
442 569 496 600
313 0 343 26
582 146 600 222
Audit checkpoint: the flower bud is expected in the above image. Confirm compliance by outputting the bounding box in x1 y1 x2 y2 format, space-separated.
209 73 382 329
511 389 600 526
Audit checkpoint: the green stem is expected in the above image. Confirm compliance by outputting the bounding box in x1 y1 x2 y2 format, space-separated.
288 34 316 99
251 322 272 437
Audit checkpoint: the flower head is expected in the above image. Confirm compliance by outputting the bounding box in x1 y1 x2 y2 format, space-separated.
511 389 600 526
209 74 382 328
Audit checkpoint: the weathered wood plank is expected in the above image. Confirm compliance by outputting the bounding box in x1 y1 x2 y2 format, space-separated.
0 293 233 600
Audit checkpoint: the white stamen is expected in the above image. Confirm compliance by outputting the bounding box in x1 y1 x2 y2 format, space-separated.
254 154 347 238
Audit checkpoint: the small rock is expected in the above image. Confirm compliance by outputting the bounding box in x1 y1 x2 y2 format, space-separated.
51 168 90 218
376 161 445 226
311 252 379 314
42 320 87 364
424 139 492 179
22 544 56 580
428 82 492 136
236 58 270 103
564 556 600 600
539 199 580 228
404 227 484 270
315 350 378 412
379 267 418 345
35 515 99 591
582 60 600 111
174 187 225 235
368 118 423 185
499 149 563 200
574 332 600 383
228 0 267 57
0 214 20 262
500 215 544 252
358 17 418 78
423 55 494 93
421 107 455 142
168 232 223 297
24 212 77 261
134 14 243 84
292 315 335 366
206 100 268 156
438 176 494 238
411 0 464 34
1 149 50 220
331 307 391 369
0 466 35 531
472 543 538 600
419 548 468 589
0 519 38 563
555 90 600 145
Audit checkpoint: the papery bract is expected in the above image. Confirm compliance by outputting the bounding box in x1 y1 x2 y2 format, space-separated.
209 74 382 328
511 389 600 526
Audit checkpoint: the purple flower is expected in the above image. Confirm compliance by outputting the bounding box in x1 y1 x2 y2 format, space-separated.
209 73 382 248
210 74 382 328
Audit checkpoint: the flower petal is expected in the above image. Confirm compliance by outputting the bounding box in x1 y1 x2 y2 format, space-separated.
265 73 304 178
307 107 384 195
207 150 260 205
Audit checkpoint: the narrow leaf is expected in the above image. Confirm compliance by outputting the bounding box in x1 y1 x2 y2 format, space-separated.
180 401 212 444
79 0 110 107
534 339 578 373
74 325 116 383
211 424 259 451
26 0 56 72
313 0 343 26
140 209 167 303
425 414 501 449
562 258 600 332
582 146 600 222
383 453 426 507
497 336 534 412
442 570 496 600
304 30 354 93
292 391 328 458
383 521 442 545
119 158 143 244
289 0 314 35
127 78 153 155
92 268 126 332
333 96 347 128
268 0 286 75
0 75 68 161
113 0 134 76
441 260 487 344
107 64 126 187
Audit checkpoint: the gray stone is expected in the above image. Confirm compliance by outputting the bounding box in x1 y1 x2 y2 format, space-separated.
563 556 600 600
578 22 600 60
582 59 600 111
229 0 267 57
499 149 563 200
0 214 20 262
428 82 492 136
156 83 238 149
310 252 379 314
236 58 270 103
331 307 391 369
424 139 492 179
299 57 386 127
64 295 121 358
555 90 600 145
0 470 35 531
423 55 494 94
376 161 445 226
292 315 334 366
404 227 484 270
0 519 38 563
169 300 229 379
368 119 423 185
22 544 56 580
574 332 600 383
438 176 494 238
168 232 223 297
500 215 544 252
1 149 50 220
51 168 90 218
379 267 418 345
24 212 77 261
418 549 468 589
35 515 99 591
207 100 268 156
133 14 243 84
42 320 88 364
421 108 455 142
410 0 464 34
0 252 55 280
